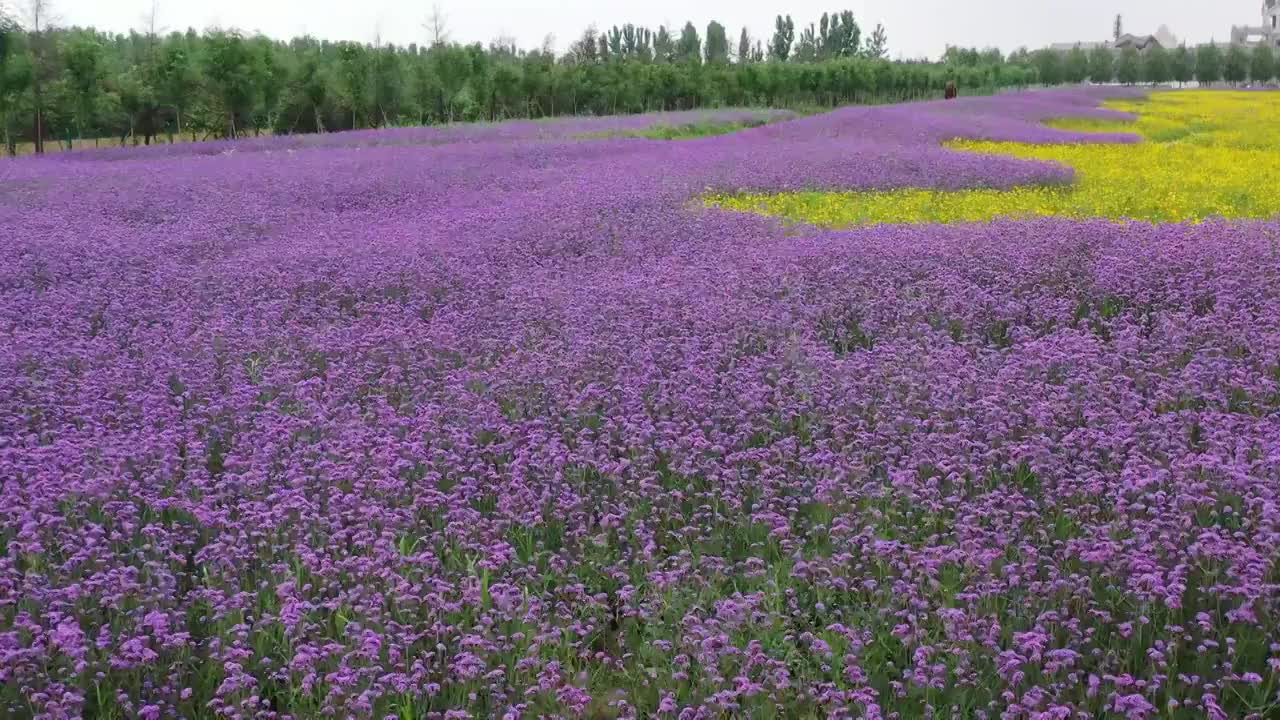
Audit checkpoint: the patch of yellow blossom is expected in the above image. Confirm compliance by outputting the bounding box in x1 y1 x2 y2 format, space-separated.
710 91 1280 226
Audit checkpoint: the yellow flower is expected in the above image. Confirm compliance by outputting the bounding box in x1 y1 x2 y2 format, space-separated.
710 91 1280 227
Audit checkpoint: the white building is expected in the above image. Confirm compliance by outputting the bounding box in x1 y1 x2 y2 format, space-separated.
1231 0 1280 47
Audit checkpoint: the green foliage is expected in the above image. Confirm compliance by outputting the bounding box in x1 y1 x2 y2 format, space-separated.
336 42 369 127
203 31 256 137
585 115 775 140
653 26 675 63
704 22 728 65
864 23 888 59
1170 45 1194 85
1196 44 1223 84
1223 44 1250 84
1063 46 1088 83
0 13 32 154
1250 46 1275 83
1087 46 1114 82
770 15 795 62
820 11 861 59
943 46 1003 67
1142 45 1171 84
61 32 105 138
676 22 701 65
795 23 819 63
1032 48 1063 85
156 42 198 134
1116 47 1140 85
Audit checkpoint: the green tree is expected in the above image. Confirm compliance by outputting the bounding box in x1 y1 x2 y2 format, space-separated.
0 16 31 154
676 22 701 65
335 42 368 127
769 15 793 62
1170 45 1193 86
113 65 155 143
1032 48 1063 85
0 12 11 68
491 60 520 118
1223 44 1249 84
794 23 818 63
26 0 56 154
864 23 888 59
432 43 473 120
653 26 674 64
704 21 728 65
819 11 860 59
371 46 404 126
1195 43 1222 85
737 28 750 63
568 26 598 64
1142 45 1170 84
517 50 549 115
285 50 332 132
1063 46 1088 83
203 30 256 137
1250 45 1275 83
251 36 285 134
1115 47 1140 85
157 41 198 139
61 33 104 142
1087 45 1113 82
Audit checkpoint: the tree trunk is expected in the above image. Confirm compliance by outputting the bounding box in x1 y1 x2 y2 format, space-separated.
33 107 44 154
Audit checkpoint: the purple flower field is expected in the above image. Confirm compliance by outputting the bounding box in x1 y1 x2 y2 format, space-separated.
2 89 1279 719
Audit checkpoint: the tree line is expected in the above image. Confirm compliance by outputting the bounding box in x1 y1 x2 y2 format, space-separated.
0 2 1272 155
0 7 913 153
1004 42 1276 89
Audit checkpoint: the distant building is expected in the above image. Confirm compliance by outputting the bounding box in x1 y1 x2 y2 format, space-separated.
1114 33 1162 51
1231 0 1280 47
1153 25 1179 48
1049 24 1177 54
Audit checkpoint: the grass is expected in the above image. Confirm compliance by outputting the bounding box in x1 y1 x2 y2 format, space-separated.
581 117 779 141
708 90 1280 226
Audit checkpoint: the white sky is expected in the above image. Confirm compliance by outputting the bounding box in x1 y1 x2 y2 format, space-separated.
9 0 1261 60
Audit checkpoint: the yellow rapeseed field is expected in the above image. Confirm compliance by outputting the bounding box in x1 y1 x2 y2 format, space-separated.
711 91 1280 226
